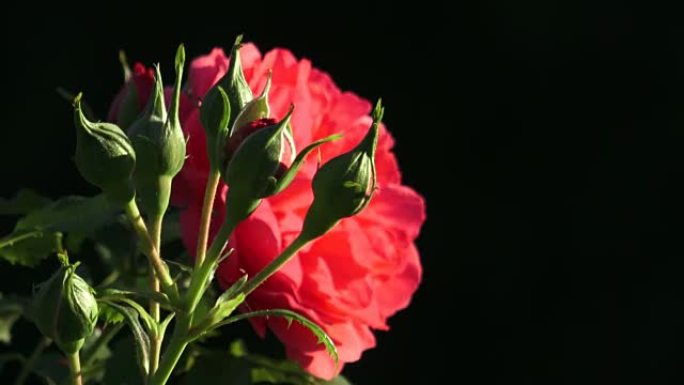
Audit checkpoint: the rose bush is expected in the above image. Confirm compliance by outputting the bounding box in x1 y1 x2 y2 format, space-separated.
112 43 425 379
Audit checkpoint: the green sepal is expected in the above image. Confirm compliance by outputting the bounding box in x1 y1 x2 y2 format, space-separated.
230 71 272 133
200 85 231 170
201 35 253 169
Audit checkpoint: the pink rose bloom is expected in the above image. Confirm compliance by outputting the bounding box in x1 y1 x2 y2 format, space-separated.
169 44 425 379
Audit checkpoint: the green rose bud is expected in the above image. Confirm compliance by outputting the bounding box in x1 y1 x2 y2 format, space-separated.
222 107 293 227
73 93 136 205
31 258 98 354
200 35 254 170
128 45 187 218
300 100 384 240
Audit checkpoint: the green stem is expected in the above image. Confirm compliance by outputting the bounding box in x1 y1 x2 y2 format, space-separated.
124 200 179 302
241 235 309 296
148 214 163 378
195 169 220 267
67 352 83 385
145 180 242 385
149 215 163 322
148 316 190 385
82 324 123 368
12 337 50 385
185 221 235 313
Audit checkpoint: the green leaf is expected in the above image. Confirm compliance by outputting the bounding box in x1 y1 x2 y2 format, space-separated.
0 293 23 344
18 195 117 233
0 189 51 215
212 293 246 322
218 275 248 305
216 309 338 366
188 293 246 341
0 230 61 267
98 302 125 326
102 302 151 377
0 195 120 267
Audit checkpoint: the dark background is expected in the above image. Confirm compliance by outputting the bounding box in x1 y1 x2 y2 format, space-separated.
3 2 684 384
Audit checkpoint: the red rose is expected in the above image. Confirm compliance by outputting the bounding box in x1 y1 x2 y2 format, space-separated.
118 44 426 379
107 63 155 128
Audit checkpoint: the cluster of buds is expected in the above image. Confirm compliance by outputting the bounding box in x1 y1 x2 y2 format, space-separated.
73 46 187 219
42 39 384 366
71 37 382 241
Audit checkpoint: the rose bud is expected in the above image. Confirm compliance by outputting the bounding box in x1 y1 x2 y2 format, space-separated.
221 73 273 169
108 52 155 130
128 45 187 218
221 105 339 230
223 117 278 170
31 258 98 354
222 107 293 227
300 100 384 240
73 93 136 205
200 35 254 170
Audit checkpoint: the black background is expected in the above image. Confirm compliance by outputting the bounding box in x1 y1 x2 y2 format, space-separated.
3 2 684 384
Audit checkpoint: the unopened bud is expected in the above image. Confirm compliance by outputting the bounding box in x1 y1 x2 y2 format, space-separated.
73 93 136 205
300 100 383 240
31 258 98 354
128 45 187 217
222 108 293 226
200 35 254 170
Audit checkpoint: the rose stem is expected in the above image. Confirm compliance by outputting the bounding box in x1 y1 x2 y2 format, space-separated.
123 200 179 303
148 213 164 377
148 316 190 385
241 235 309 296
185 220 236 313
67 352 83 385
149 219 237 385
195 169 221 267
